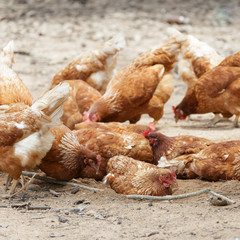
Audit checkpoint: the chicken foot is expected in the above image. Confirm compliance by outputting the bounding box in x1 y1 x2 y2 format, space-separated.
234 115 239 127
206 113 231 127
1 173 36 199
22 171 103 192
5 174 26 193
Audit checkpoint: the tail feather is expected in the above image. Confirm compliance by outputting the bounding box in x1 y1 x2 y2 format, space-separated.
168 28 223 63
31 82 71 118
163 28 188 54
166 28 187 43
102 34 126 54
3 40 14 55
0 40 14 67
59 132 83 161
59 132 98 169
108 34 126 50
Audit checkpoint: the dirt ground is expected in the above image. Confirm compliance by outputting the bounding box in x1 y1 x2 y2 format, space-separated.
1 0 240 239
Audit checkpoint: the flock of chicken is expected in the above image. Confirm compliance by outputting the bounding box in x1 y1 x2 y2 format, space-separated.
1 27 240 198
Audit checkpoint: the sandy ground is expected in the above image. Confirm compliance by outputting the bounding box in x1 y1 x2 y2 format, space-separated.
1 0 240 239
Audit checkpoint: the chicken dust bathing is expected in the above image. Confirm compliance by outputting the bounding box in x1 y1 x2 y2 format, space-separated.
0 0 240 239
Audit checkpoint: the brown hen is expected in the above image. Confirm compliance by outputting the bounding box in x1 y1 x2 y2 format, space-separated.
39 125 100 181
51 34 125 93
85 32 186 124
42 123 153 180
0 83 71 195
159 140 240 181
61 80 101 129
170 29 225 124
173 65 240 126
0 41 33 106
105 155 177 196
145 132 213 166
76 123 155 180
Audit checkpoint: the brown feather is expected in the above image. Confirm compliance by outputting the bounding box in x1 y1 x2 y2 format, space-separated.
146 132 213 166
175 66 240 121
87 34 183 123
169 141 240 181
0 83 70 186
51 35 125 93
74 124 153 180
74 122 151 135
105 155 177 196
219 51 240 67
40 125 99 181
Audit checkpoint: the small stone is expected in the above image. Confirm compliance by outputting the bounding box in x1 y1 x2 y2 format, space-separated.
58 217 68 223
209 196 229 206
70 209 81 214
70 206 86 214
49 233 65 238
0 224 8 228
148 202 153 207
26 184 41 192
73 199 85 205
71 188 80 194
94 214 105 220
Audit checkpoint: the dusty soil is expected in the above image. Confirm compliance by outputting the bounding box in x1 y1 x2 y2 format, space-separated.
1 0 240 239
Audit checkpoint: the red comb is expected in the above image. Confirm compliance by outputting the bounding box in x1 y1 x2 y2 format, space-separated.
141 129 150 137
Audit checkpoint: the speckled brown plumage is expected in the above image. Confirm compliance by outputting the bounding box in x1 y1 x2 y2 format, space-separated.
166 141 240 181
51 35 125 93
61 80 101 129
172 29 224 122
105 155 177 196
146 132 213 165
0 41 32 106
0 83 70 190
74 125 154 180
74 122 151 135
174 66 240 125
86 33 185 124
40 125 99 181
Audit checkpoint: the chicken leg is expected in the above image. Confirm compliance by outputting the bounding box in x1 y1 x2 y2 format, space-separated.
1 174 36 198
234 115 239 127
